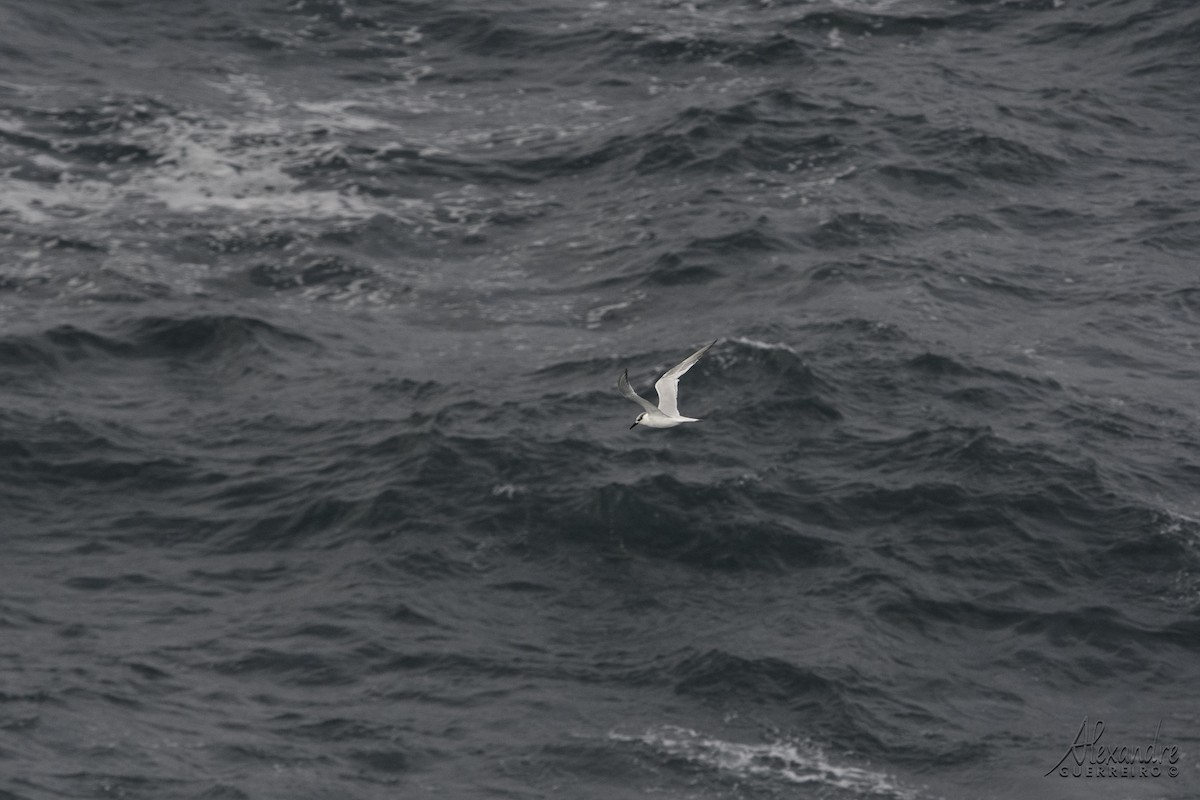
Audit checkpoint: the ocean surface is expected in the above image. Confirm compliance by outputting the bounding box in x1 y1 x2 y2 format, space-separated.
2 0 1199 798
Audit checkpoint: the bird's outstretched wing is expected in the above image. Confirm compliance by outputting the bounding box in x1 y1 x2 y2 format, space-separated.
654 340 716 418
618 369 659 413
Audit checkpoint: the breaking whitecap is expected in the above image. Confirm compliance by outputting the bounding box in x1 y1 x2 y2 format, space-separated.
611 725 923 799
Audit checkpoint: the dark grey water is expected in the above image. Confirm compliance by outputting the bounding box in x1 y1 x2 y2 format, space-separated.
2 1 1199 798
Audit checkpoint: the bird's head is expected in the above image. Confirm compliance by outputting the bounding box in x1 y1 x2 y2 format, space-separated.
630 412 646 429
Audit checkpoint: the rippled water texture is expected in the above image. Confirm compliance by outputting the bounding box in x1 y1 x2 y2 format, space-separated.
2 0 1199 798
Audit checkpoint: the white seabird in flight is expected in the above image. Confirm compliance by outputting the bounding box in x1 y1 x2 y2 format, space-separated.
618 340 716 430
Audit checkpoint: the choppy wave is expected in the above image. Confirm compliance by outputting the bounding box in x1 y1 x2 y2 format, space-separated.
4 0 1200 798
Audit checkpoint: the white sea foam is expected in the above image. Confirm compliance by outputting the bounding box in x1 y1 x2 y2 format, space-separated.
612 725 922 799
829 0 915 10
585 299 634 328
730 335 803 356
0 106 370 225
0 71 582 238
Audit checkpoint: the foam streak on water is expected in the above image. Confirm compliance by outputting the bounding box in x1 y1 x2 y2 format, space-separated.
613 725 920 799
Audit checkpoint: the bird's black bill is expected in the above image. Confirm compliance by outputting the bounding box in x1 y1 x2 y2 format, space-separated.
629 421 638 429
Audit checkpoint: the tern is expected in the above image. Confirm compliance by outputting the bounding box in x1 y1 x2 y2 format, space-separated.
619 340 716 429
